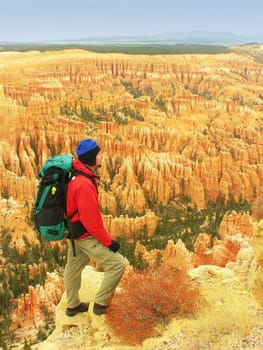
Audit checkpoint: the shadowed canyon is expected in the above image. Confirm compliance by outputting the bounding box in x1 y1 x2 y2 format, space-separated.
1 46 263 349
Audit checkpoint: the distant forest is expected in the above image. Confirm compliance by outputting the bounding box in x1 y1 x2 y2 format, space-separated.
0 43 231 55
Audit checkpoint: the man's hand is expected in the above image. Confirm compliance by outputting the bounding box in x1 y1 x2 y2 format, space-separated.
108 240 120 252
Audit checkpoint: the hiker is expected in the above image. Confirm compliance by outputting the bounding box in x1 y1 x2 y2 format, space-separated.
64 138 128 316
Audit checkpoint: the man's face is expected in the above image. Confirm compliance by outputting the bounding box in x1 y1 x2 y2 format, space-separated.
96 150 104 167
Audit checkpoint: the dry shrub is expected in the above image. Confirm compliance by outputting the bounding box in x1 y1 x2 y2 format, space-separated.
106 260 202 345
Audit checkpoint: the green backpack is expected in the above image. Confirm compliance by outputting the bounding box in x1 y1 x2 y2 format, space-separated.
34 154 95 244
34 154 74 241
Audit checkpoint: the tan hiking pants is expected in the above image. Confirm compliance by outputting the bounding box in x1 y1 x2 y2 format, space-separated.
64 236 128 308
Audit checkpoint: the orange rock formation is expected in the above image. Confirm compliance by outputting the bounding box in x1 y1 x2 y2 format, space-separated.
1 48 263 334
134 212 253 268
12 272 64 329
0 50 263 215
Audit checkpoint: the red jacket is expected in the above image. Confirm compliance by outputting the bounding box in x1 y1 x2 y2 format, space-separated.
66 159 112 247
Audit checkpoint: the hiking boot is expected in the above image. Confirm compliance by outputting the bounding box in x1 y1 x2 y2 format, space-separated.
93 303 108 316
66 302 89 317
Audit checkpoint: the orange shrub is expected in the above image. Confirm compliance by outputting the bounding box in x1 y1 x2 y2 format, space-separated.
106 259 202 345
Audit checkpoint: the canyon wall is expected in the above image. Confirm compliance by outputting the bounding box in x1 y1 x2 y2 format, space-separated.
0 47 262 259
0 50 262 218
1 47 263 345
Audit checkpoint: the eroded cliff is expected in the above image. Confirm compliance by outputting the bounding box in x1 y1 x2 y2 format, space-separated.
1 49 263 215
1 47 263 347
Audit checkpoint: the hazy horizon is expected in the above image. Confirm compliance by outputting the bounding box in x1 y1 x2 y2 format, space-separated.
1 0 263 42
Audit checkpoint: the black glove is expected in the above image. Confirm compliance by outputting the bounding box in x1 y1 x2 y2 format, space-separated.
108 240 120 252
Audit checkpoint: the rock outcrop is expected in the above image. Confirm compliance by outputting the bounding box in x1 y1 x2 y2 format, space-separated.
250 220 263 305
32 225 263 349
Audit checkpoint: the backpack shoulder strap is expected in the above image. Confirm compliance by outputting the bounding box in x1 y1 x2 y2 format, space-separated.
72 170 98 192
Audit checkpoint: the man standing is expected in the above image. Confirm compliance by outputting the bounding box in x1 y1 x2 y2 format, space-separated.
64 138 128 316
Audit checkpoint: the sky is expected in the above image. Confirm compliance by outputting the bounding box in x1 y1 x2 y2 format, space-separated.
0 0 263 42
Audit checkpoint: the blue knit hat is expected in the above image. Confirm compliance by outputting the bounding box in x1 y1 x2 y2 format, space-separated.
76 139 101 165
